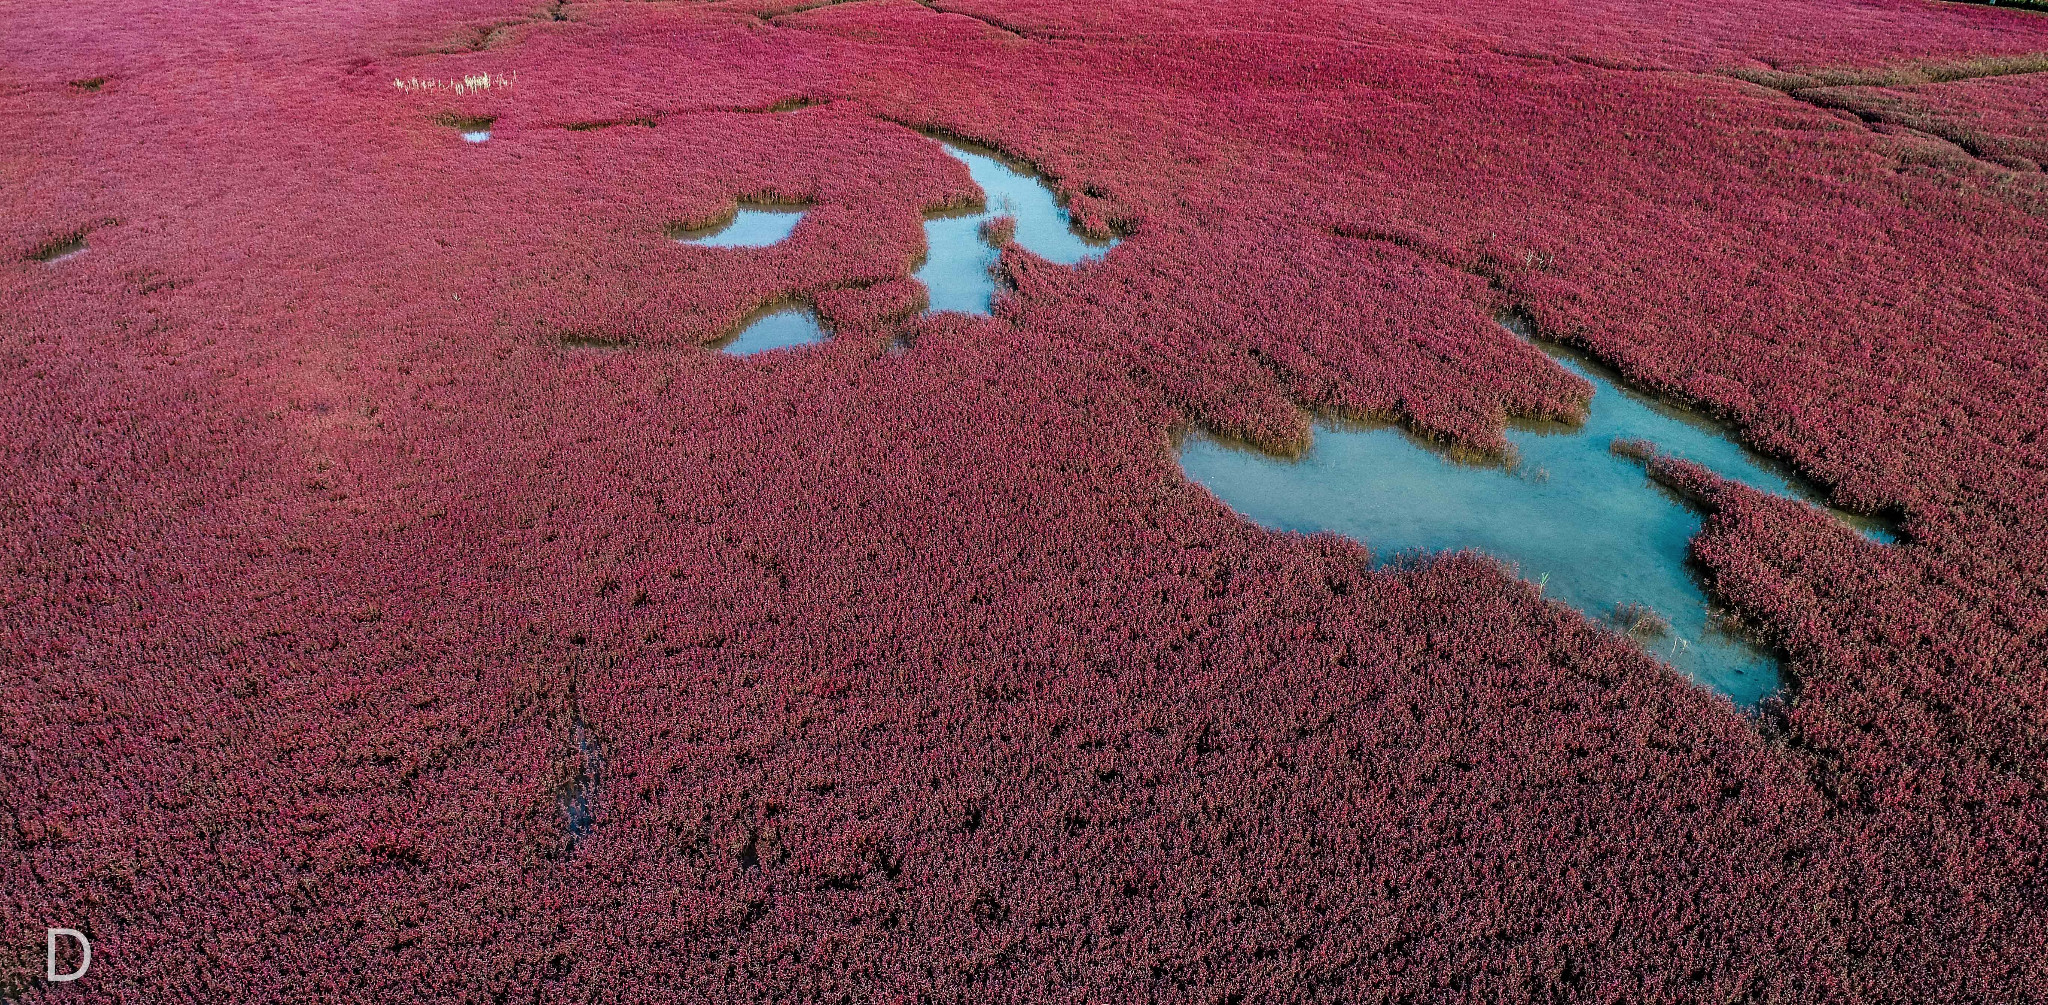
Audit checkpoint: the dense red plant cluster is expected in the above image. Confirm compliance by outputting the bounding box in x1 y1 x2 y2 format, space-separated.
1804 72 2048 171
3 0 2047 1000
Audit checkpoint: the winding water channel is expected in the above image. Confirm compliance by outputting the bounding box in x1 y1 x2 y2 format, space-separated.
1179 316 1895 705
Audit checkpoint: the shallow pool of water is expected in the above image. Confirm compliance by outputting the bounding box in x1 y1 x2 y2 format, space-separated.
715 302 828 356
916 138 1117 315
1177 317 1894 705
34 238 88 264
671 205 806 248
441 114 496 143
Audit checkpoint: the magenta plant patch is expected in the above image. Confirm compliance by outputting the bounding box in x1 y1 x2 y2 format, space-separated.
3 0 2047 1000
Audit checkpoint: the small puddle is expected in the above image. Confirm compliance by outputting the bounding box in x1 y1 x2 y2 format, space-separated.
437 113 496 143
715 301 829 356
668 204 807 248
916 137 1117 315
29 236 87 264
1177 315 1897 706
561 718 602 852
679 135 1115 356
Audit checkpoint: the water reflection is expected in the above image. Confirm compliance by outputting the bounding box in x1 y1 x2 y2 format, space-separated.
715 301 828 356
670 204 807 248
32 237 87 264
1177 316 1896 705
916 138 1117 315
440 114 495 143
562 718 602 851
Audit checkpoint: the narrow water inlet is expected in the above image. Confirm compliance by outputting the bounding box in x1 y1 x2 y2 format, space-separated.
682 133 1117 358
1499 313 1898 545
714 301 829 356
669 204 807 248
1176 315 1898 706
915 137 1118 315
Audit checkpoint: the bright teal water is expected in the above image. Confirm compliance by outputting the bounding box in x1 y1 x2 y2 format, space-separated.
673 205 805 248
1177 316 1895 705
460 129 491 143
714 137 1114 352
715 303 828 357
916 138 1117 314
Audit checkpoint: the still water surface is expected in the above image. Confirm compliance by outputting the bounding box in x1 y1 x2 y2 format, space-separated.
672 205 806 248
35 238 88 264
718 134 1119 351
714 302 828 357
915 138 1117 315
1178 316 1894 705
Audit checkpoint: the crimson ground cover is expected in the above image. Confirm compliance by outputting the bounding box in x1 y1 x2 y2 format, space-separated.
3 0 2047 1000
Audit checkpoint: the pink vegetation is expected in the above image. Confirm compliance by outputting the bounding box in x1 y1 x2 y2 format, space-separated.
2 0 2047 1000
